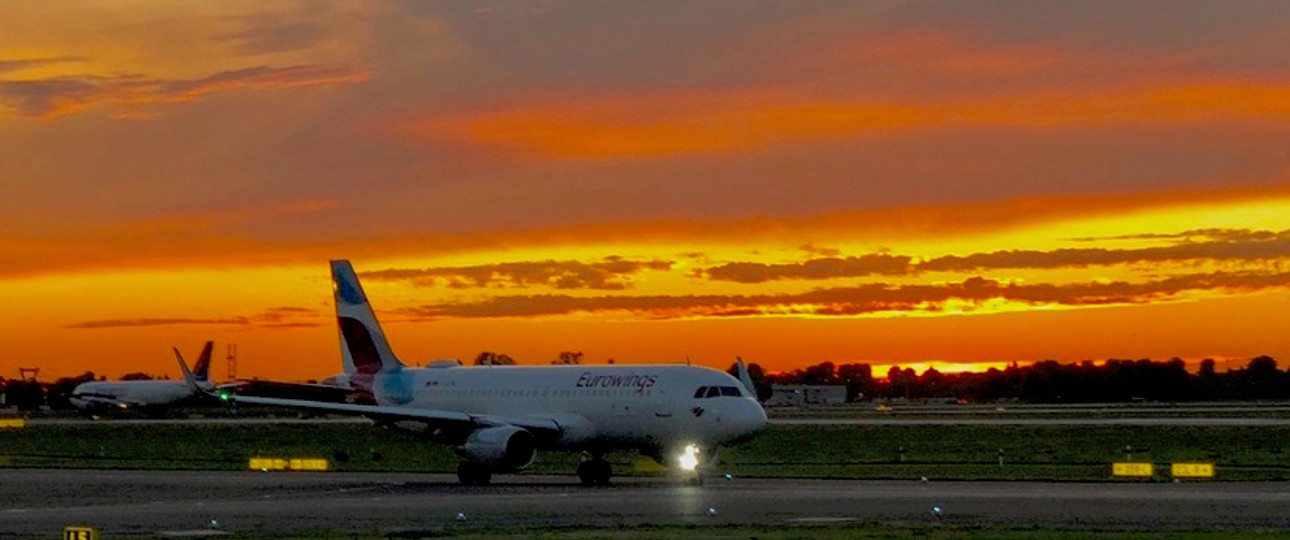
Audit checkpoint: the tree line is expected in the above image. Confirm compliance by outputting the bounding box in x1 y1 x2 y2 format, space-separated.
729 356 1289 403
4 355 1287 412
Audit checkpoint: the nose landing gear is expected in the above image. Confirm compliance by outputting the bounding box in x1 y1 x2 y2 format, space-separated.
577 456 612 486
456 461 493 485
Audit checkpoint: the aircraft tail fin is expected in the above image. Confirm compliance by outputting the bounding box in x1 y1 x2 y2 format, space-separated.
191 341 214 382
175 347 202 394
736 356 756 397
331 259 405 377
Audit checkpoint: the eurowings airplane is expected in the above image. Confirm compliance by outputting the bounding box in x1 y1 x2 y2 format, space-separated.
206 260 768 486
70 341 215 416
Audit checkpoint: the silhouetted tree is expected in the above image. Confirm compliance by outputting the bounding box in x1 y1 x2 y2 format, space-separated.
46 372 96 410
5 380 44 411
553 351 583 365
801 362 838 385
473 352 515 366
1247 355 1279 378
1237 355 1281 399
762 354 1288 404
1198 358 1217 379
837 363 874 401
726 361 773 402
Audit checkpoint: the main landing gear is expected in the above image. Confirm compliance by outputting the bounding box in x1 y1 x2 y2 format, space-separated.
577 456 612 486
456 461 493 485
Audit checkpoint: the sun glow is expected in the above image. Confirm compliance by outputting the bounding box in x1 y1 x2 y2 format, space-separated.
872 361 1021 379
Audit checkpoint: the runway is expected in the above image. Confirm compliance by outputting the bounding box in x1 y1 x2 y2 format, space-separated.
1 469 1287 536
772 417 1290 426
27 415 1290 427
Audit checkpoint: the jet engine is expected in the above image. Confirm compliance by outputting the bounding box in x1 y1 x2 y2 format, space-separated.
461 426 537 472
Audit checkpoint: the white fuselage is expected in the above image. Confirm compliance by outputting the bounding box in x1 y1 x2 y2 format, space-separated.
367 364 766 452
70 380 212 412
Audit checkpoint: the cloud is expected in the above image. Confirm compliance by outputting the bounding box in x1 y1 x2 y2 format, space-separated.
65 317 252 329
2 185 1288 280
66 307 322 330
362 257 674 290
799 244 841 257
400 270 1290 320
702 254 913 283
1069 228 1281 243
699 228 1290 282
396 22 1290 160
922 232 1290 273
215 16 327 56
0 56 80 75
408 79 1290 158
785 27 1081 79
0 64 372 120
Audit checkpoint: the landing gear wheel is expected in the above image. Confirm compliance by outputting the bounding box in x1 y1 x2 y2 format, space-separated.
456 461 492 486
577 458 612 486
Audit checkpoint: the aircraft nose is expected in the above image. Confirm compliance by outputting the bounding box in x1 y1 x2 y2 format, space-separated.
727 399 768 442
748 400 768 431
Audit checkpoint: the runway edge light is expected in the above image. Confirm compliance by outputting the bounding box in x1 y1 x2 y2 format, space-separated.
1112 462 1153 477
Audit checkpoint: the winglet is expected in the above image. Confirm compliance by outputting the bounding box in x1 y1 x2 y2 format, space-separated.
736 356 756 397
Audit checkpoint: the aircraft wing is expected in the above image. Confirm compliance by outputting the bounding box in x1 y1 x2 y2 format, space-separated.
220 379 359 403
225 394 561 433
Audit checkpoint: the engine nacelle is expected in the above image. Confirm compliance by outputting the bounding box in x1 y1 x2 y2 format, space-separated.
461 426 536 472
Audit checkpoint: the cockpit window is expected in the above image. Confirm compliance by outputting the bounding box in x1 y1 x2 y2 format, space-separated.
695 385 747 399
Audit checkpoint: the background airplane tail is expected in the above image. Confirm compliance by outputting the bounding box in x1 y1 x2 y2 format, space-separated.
191 341 214 382
331 259 405 377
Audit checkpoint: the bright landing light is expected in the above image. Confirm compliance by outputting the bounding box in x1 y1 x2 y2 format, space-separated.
678 444 701 471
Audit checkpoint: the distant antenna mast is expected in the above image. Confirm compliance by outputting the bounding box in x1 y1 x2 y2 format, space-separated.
18 367 38 382
226 343 238 380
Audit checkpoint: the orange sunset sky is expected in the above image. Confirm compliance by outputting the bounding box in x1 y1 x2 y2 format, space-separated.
4 1 1290 382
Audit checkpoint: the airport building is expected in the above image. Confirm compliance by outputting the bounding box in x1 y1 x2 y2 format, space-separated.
765 384 847 407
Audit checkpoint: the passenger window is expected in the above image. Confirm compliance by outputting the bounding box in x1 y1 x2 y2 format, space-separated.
705 386 721 398
693 387 707 399
720 386 742 397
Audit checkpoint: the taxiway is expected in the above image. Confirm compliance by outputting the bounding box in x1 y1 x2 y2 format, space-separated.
0 469 1287 536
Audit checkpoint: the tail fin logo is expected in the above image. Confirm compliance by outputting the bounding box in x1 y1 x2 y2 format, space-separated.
192 341 214 382
339 317 383 374
335 270 366 306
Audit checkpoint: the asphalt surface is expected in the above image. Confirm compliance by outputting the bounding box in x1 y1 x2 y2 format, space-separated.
27 415 1290 427
773 417 1290 426
1 469 1288 536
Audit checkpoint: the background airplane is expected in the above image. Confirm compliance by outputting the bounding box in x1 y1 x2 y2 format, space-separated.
209 260 767 485
71 341 215 417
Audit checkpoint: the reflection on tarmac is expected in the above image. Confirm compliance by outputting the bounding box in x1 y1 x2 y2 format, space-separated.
0 469 1287 535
